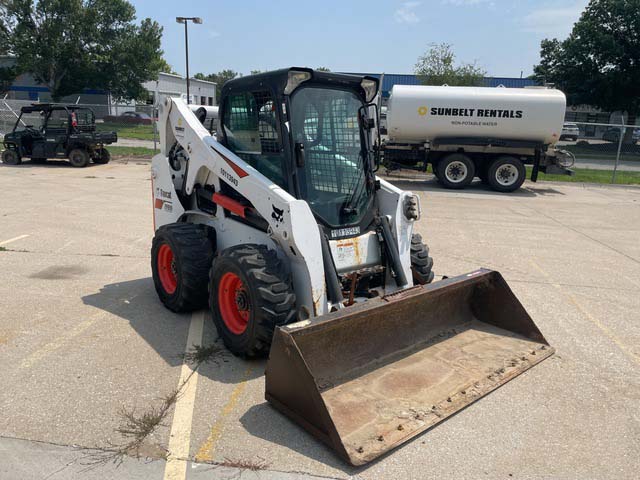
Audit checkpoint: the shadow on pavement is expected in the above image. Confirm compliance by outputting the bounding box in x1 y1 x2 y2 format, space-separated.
81 277 262 383
240 403 361 475
384 175 566 197
0 159 100 168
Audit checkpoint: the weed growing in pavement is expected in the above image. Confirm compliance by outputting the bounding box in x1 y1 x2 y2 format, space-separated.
80 386 184 468
217 456 270 471
82 339 228 469
197 456 271 479
114 389 179 456
180 342 229 366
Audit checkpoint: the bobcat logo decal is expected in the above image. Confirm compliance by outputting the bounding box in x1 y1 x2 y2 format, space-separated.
271 205 284 224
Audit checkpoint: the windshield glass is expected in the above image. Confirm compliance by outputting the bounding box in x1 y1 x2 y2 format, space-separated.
291 87 372 228
18 110 46 130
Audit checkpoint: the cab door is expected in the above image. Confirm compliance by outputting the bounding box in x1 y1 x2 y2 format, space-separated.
221 90 289 190
42 109 70 157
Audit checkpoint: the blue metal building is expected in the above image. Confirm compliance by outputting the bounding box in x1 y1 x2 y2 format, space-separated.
342 73 538 98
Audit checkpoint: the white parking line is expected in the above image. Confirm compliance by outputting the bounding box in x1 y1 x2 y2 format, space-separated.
0 234 29 246
163 311 205 480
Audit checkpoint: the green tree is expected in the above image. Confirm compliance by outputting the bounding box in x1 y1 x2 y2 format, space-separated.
0 64 16 95
0 0 164 101
194 69 240 102
316 67 331 72
157 58 177 75
532 39 563 86
415 43 486 87
533 0 640 140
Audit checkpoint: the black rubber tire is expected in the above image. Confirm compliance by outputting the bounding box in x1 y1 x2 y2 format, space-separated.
431 162 440 179
435 153 475 189
210 245 297 358
410 233 435 284
68 148 90 168
2 149 21 165
93 148 111 164
151 223 214 312
486 156 526 193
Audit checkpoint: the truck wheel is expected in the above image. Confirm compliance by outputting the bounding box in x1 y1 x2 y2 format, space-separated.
93 148 111 164
436 153 475 189
1 149 21 165
151 223 214 312
210 245 297 358
487 156 526 192
68 148 90 168
410 234 434 284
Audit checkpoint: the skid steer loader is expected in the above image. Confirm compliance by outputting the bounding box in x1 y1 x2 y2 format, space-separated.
150 68 554 466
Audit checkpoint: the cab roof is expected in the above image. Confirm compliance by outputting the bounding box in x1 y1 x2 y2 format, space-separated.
221 67 379 102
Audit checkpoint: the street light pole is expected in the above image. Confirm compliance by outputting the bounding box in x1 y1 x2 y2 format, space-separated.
176 16 203 105
184 21 190 103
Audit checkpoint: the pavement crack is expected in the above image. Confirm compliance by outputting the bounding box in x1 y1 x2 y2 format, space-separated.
1 248 146 259
531 207 640 266
506 278 640 293
41 459 77 480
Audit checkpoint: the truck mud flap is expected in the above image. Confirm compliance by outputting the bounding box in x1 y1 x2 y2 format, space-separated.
265 269 554 466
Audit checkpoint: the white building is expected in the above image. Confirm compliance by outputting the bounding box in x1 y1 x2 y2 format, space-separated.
142 72 216 106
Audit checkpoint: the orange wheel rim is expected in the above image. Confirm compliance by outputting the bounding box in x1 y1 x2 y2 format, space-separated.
157 244 177 294
218 272 250 334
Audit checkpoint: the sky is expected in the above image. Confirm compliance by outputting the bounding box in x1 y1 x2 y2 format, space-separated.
130 0 589 79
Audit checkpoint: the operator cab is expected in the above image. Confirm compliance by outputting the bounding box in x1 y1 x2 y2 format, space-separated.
218 68 380 236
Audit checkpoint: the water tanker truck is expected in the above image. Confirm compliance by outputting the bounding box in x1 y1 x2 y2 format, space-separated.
381 85 574 192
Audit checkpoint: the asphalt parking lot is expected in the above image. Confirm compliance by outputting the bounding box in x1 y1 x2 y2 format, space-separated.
1 160 639 479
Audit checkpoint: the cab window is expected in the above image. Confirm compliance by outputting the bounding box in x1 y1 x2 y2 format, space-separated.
222 91 286 188
46 110 69 130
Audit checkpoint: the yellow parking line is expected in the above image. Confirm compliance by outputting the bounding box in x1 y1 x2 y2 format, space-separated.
20 317 97 369
0 234 29 246
529 259 639 364
194 365 253 463
163 311 205 480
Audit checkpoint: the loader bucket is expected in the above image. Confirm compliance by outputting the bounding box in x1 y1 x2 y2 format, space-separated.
265 269 554 466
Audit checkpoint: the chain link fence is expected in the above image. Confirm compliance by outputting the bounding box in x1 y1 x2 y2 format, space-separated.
558 121 640 183
1 99 160 154
2 98 640 185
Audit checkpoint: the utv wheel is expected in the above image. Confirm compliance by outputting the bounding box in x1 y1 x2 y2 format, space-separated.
151 223 214 312
1 149 21 165
487 156 526 193
210 245 297 358
436 153 475 189
93 148 111 164
410 233 435 284
68 148 90 168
